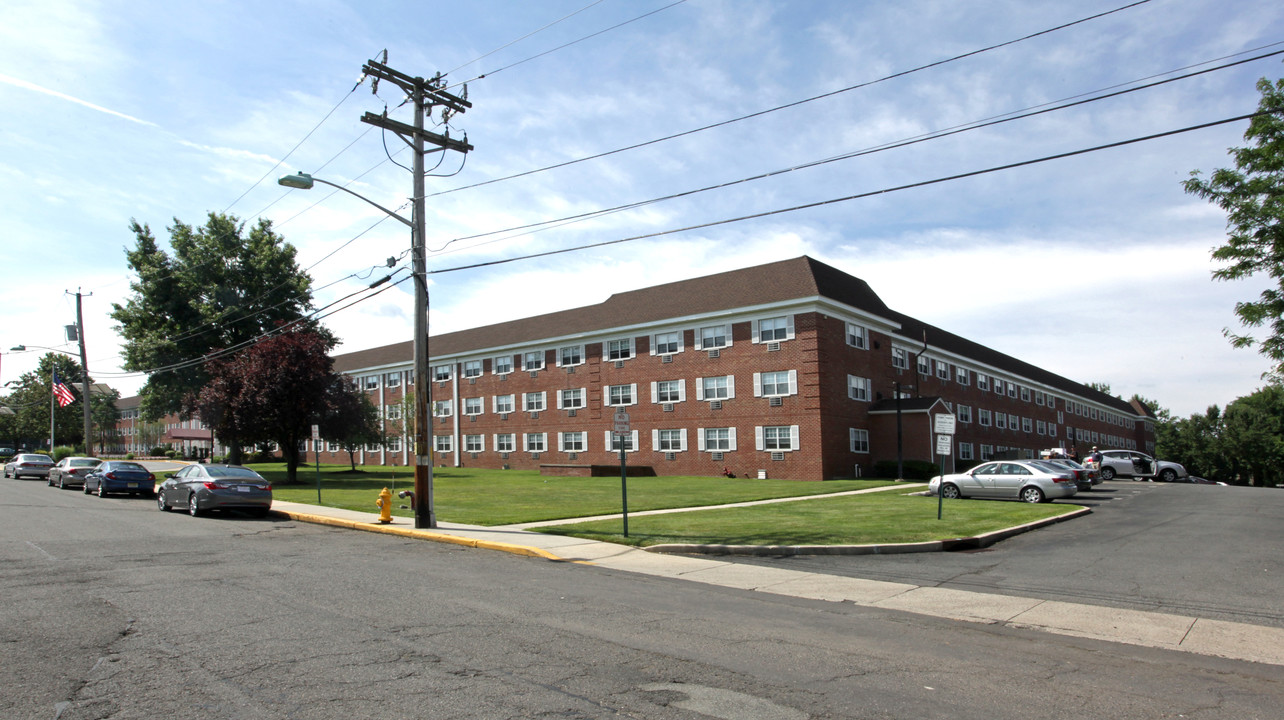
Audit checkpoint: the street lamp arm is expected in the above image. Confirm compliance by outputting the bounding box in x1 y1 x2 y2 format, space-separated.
278 173 413 228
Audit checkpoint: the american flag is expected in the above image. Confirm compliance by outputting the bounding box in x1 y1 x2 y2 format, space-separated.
52 369 76 407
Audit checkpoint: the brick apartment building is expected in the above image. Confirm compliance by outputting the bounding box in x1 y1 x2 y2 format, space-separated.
304 256 1155 480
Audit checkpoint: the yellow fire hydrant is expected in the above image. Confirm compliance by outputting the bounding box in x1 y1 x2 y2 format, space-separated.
376 487 393 524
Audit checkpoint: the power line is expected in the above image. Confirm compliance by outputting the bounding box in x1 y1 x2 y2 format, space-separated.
426 0 1154 201
444 0 609 77
427 110 1271 276
426 46 1284 256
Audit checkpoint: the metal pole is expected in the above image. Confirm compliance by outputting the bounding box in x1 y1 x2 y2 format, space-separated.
411 76 435 528
620 443 628 537
50 371 55 452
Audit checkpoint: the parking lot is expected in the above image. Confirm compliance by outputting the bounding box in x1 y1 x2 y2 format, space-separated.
725 480 1284 628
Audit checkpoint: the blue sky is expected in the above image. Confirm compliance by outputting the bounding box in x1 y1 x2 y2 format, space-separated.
2 0 1283 417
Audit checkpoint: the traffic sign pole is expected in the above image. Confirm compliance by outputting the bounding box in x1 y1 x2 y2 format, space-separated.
614 409 630 537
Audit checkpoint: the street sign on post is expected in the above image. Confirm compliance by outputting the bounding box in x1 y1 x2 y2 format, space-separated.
934 413 956 436
935 433 952 456
613 409 630 536
933 413 955 520
311 424 322 503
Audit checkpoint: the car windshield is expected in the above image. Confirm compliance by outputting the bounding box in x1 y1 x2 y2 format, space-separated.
205 466 264 480
111 462 147 472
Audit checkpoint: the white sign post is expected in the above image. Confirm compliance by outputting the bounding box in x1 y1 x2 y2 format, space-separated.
933 414 956 520
613 409 631 537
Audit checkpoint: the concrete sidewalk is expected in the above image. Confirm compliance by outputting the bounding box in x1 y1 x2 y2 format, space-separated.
268 498 1284 668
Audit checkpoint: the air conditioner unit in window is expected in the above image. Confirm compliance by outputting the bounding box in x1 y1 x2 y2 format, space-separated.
769 396 783 407
661 355 673 364
771 452 784 461
663 403 673 412
614 360 624 369
566 366 575 374
499 413 508 421
711 452 724 461
531 452 540 459
500 374 507 382
530 371 539 379
710 400 722 410
767 342 780 352
469 415 476 422
469 378 476 385
665 452 675 461
708 348 720 358
500 453 509 460
568 409 577 417
470 453 479 459
568 453 578 460
529 412 540 419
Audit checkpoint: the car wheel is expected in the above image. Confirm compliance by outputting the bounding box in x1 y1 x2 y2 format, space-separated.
97 483 108 498
1020 486 1045 504
940 483 962 500
83 482 92 494
188 494 203 517
157 493 170 512
58 475 66 490
1159 468 1177 482
1099 466 1115 481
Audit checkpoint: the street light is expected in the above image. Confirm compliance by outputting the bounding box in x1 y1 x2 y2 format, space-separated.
278 171 436 529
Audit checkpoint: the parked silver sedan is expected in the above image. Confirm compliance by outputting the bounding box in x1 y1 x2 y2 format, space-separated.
930 460 1079 503
156 464 273 517
48 457 102 489
4 453 54 479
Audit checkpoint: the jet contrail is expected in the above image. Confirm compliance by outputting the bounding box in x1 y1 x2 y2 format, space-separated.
0 73 157 127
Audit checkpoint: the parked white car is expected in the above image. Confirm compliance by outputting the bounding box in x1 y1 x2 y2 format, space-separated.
1087 450 1187 482
930 460 1079 503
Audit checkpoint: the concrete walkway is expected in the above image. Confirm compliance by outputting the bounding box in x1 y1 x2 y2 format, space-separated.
267 494 1284 668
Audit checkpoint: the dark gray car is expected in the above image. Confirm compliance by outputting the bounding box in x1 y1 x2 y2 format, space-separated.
156 464 272 517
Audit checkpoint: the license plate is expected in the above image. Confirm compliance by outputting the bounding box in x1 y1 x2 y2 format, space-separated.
236 486 251 492
126 482 138 488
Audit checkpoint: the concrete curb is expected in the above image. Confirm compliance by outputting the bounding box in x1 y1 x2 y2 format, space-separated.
269 508 564 561
642 506 1092 556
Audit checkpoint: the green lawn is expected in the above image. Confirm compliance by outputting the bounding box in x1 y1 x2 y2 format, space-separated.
252 463 897 526
535 491 1079 547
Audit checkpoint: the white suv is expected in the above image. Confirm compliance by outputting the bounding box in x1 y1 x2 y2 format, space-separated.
1088 450 1187 482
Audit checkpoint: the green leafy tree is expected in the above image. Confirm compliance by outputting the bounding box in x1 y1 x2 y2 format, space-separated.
4 354 92 451
319 380 384 471
112 213 327 423
1221 385 1284 486
1184 75 1284 373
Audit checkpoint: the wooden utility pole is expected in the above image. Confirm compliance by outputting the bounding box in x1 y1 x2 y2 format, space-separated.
359 59 472 529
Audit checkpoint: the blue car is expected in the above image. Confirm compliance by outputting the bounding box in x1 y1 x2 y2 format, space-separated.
84 461 156 498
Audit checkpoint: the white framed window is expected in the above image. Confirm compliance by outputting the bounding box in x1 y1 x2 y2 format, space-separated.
385 372 402 388
696 324 730 350
385 404 402 420
1009 413 1019 429
364 375 380 390
558 388 586 410
606 383 637 406
977 374 990 391
432 400 453 418
557 345 584 367
699 427 736 452
432 364 452 382
494 394 515 414
606 338 634 361
464 434 484 453
696 375 735 401
386 436 402 453
1037 420 1047 435
463 397 483 416
651 330 683 356
651 380 685 404
522 351 545 372
433 435 453 453
959 442 974 461
524 433 546 453
1007 381 1017 398
918 355 931 375
850 428 869 453
523 392 546 413
845 322 867 349
957 405 972 423
755 370 797 398
493 355 513 375
995 413 1007 430
1020 386 1031 402
848 375 871 402
980 444 994 461
936 361 950 380
756 425 799 452
1035 390 1045 406
363 441 380 452
956 367 970 385
327 441 340 452
606 430 638 452
559 431 586 453
892 346 909 370
463 360 482 378
994 379 1004 395
1022 417 1033 433
754 315 794 343
494 433 515 453
979 409 992 427
653 428 687 452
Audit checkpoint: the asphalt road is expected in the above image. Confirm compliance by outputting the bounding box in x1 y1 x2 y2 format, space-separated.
3 476 1283 719
726 480 1284 627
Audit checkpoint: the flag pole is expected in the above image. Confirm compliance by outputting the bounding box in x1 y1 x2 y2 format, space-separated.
50 369 56 452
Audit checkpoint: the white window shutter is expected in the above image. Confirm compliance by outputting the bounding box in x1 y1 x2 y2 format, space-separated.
751 321 760 344
677 379 686 402
727 376 736 399
557 432 564 451
755 426 764 451
785 314 795 340
697 429 707 451
679 429 688 452
651 429 659 449
788 369 798 395
790 425 800 450
676 332 684 353
694 331 702 351
753 373 762 397
728 427 738 451
695 377 705 401
650 381 659 403
629 383 638 405
556 392 564 410
604 431 612 450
